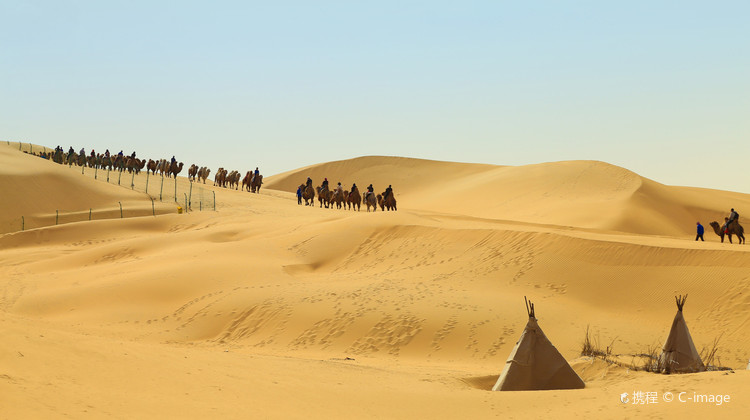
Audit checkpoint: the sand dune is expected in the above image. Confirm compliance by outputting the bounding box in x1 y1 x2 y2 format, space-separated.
2 144 749 418
267 156 750 236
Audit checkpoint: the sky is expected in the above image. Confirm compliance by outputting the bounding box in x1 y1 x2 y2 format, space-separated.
2 1 748 192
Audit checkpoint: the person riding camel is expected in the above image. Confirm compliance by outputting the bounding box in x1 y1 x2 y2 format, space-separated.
90 149 96 157
384 185 393 200
723 208 740 233
321 178 329 190
306 177 313 188
131 151 136 159
366 184 374 199
105 149 110 158
254 167 260 177
351 183 357 192
336 182 343 193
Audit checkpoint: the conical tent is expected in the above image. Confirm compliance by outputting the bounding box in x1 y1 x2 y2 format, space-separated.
492 298 585 391
658 295 705 373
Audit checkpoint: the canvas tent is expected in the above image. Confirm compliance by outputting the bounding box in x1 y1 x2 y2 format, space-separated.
658 295 705 373
492 298 585 391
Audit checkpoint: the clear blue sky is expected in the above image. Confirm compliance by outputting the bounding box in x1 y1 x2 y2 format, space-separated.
2 1 748 192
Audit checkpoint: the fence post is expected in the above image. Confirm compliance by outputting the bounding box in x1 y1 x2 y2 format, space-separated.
89 208 92 221
188 182 193 209
174 177 177 202
107 168 110 182
151 198 155 216
131 172 135 189
56 210 59 225
118 169 122 185
94 166 98 180
213 191 216 211
145 171 150 193
119 202 123 218
30 144 33 154
160 176 164 201
22 216 24 231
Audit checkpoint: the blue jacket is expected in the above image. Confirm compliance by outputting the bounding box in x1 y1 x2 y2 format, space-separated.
697 223 704 235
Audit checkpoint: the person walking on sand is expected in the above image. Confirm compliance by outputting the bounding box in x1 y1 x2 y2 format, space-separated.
696 222 704 241
296 185 302 205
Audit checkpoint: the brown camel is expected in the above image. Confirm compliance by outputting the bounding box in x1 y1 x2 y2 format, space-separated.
302 184 315 206
214 168 227 187
147 159 157 175
317 185 331 208
226 170 240 189
709 220 745 244
364 191 377 212
242 171 252 191
381 192 397 211
198 167 211 184
331 188 346 209
251 174 263 193
188 164 198 182
169 162 184 179
347 186 361 211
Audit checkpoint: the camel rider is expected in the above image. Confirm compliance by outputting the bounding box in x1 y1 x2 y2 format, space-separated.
351 183 357 192
79 148 85 156
366 184 374 199
90 149 96 157
723 208 740 232
322 178 329 190
384 185 393 200
254 167 260 177
306 177 313 188
171 155 176 165
131 151 136 159
105 149 110 158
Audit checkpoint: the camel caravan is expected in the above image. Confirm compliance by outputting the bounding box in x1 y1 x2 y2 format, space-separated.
297 178 397 212
38 146 191 180
211 167 263 193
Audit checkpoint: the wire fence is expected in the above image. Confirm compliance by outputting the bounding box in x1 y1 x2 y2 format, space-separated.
0 201 174 234
2 141 218 234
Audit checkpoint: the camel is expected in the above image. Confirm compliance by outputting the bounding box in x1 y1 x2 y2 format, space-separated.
347 186 361 211
709 220 745 244
225 170 240 189
330 188 346 209
198 167 210 184
156 159 170 176
381 191 397 211
251 174 263 193
146 159 157 175
188 164 198 182
364 191 377 212
302 184 315 206
169 161 184 179
214 168 227 187
242 171 253 191
317 185 331 208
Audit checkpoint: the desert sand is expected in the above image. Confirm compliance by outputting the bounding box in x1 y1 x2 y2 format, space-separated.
1 143 749 418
